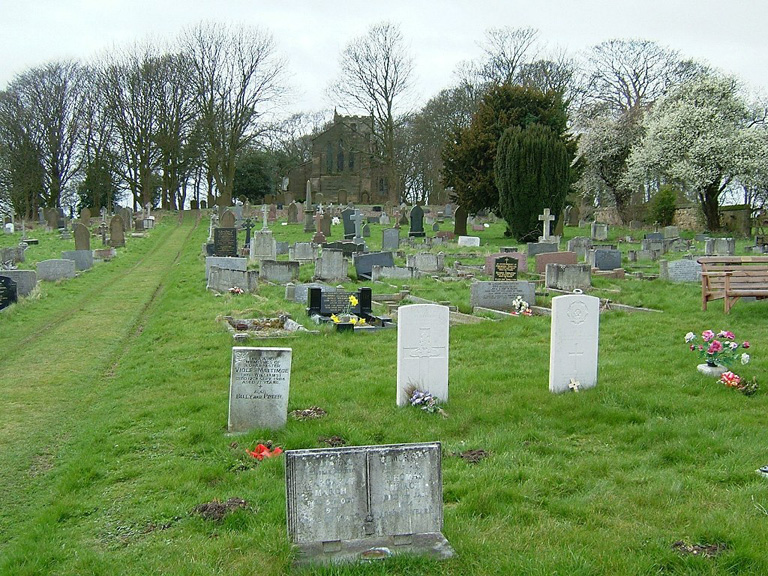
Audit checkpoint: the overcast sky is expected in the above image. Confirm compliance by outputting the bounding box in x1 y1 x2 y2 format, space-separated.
2 0 767 114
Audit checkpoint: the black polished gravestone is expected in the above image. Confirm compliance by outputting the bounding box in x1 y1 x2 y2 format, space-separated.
213 227 238 257
0 275 18 310
493 256 519 281
408 205 425 237
307 286 393 329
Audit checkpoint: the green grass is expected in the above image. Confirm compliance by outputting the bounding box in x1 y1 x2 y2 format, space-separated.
1 213 767 575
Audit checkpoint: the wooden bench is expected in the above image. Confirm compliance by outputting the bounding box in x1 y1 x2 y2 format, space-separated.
698 256 768 313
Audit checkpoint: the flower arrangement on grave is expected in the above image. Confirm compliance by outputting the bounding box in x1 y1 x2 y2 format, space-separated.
228 286 244 295
407 387 447 417
718 371 759 396
246 443 283 460
330 294 366 325
685 329 750 368
511 296 532 316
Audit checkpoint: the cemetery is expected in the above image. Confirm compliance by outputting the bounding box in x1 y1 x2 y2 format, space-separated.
1 207 768 574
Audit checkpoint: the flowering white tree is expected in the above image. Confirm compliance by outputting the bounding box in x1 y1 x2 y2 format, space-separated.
625 74 768 230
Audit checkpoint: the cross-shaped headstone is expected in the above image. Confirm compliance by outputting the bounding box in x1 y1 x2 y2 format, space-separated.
98 222 108 246
351 209 365 242
261 204 268 230
242 218 255 247
538 208 555 241
316 203 324 215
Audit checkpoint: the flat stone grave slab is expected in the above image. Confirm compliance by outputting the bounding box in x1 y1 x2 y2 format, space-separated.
470 281 536 311
228 347 291 433
285 442 454 566
37 259 76 281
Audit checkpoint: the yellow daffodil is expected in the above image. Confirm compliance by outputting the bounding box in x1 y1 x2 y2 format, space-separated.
348 295 358 307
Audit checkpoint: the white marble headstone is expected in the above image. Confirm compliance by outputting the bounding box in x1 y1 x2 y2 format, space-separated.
228 347 291 432
549 292 599 394
396 304 449 406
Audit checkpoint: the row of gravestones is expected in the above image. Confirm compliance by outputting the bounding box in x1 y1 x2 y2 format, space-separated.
227 294 599 565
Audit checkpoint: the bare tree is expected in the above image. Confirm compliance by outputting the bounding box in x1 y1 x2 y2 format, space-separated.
329 22 413 203
478 26 539 86
181 22 285 207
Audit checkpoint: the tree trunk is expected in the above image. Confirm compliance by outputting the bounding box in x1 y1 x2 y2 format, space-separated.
699 183 721 231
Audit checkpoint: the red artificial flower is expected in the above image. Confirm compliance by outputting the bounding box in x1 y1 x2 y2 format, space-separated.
246 443 283 460
707 340 723 354
743 341 750 349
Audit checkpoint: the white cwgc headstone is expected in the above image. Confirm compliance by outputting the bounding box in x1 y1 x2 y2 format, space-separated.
228 347 292 433
396 304 449 406
549 292 599 394
457 236 480 247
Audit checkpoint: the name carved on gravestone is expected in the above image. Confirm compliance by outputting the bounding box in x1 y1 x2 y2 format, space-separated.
285 442 454 566
493 256 518 281
228 347 291 433
214 228 238 257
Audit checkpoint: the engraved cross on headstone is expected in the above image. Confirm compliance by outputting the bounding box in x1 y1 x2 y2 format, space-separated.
405 327 443 386
568 340 583 376
538 208 555 241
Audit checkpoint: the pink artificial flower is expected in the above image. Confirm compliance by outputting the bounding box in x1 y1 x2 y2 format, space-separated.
743 341 750 349
690 344 696 351
707 340 723 354
702 330 715 342
698 345 704 351
721 331 735 340
719 371 741 388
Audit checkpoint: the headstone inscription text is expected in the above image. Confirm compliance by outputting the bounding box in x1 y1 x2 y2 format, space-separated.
228 347 291 432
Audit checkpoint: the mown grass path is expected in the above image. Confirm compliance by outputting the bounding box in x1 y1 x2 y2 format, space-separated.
0 213 199 567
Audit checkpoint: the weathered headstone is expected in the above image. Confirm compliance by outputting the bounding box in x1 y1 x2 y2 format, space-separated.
304 181 315 233
590 249 622 271
527 242 558 257
37 259 77 281
341 206 356 239
470 281 536 311
590 222 608 241
453 205 468 236
0 275 18 310
73 222 90 251
406 252 445 274
538 208 556 242
705 237 735 256
287 202 299 223
250 229 277 262
493 256 518 281
545 263 591 292
659 259 702 282
285 442 454 566
228 347 291 433
220 209 236 229
314 249 349 283
109 215 125 248
289 242 318 262
61 250 93 271
663 226 680 239
566 237 592 261
205 256 247 280
260 260 300 284
409 205 426 238
0 270 36 296
549 292 599 393
207 266 259 293
80 207 92 223
396 304 449 406
457 236 480 247
351 210 366 245
382 228 400 251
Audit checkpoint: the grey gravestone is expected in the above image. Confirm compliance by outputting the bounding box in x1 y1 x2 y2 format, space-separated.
566 237 592 260
0 270 36 296
341 206 356 239
535 251 577 274
644 232 663 242
591 222 608 241
205 256 247 280
73 222 90 251
406 252 445 274
705 238 735 256
321 212 332 237
549 292 599 394
259 260 300 284
120 207 133 231
527 242 558 257
250 230 277 261
362 223 371 238
291 283 337 304
354 251 395 280
61 250 93 271
287 202 299 223
213 228 238 257
545 263 591 291
444 203 453 218
659 259 701 282
663 226 679 239
591 249 622 271
1 245 26 264
289 242 317 262
276 241 290 256
228 347 291 433
0 275 18 310
80 207 91 223
379 213 390 226
285 442 454 566
408 205 425 237
470 281 535 311
396 304 449 406
314 249 349 283
37 259 76 281
453 205 468 236
458 236 480 247
493 256 518 281
382 228 400 251
109 215 125 248
220 210 236 229
207 266 259 293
